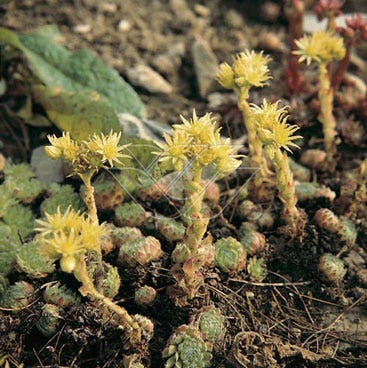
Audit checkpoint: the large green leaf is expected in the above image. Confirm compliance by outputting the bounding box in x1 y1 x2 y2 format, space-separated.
0 26 145 123
32 85 120 140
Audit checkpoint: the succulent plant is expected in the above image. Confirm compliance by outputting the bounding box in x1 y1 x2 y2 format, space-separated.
0 222 21 275
318 253 346 282
156 216 185 242
36 303 62 337
108 224 143 248
247 257 267 282
43 282 81 308
115 202 146 227
195 307 226 344
4 163 45 204
295 182 335 201
98 262 121 298
0 274 9 297
203 180 220 205
214 237 246 273
314 209 357 245
162 325 212 368
0 184 17 218
133 314 154 341
239 222 266 256
15 238 55 278
81 175 124 211
314 208 340 233
289 157 311 182
117 236 163 267
136 176 168 201
2 203 35 239
40 183 85 217
0 281 35 309
338 218 357 245
134 285 157 306
99 231 115 255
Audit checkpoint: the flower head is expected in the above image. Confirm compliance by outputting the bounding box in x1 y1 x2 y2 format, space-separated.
314 0 344 21
251 100 302 157
294 31 346 65
89 131 130 167
36 206 107 273
157 110 241 176
217 62 235 90
232 50 272 89
46 132 79 162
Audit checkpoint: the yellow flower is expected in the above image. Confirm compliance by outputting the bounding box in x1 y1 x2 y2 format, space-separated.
35 206 82 236
36 206 107 271
157 130 192 171
46 132 79 162
252 100 302 155
294 31 346 65
90 131 130 167
232 50 272 89
217 62 235 90
176 110 219 146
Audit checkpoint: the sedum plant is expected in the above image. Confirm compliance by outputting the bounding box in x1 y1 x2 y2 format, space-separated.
162 325 212 368
294 31 345 168
251 100 304 234
157 110 241 301
45 130 129 224
35 206 142 344
217 50 272 190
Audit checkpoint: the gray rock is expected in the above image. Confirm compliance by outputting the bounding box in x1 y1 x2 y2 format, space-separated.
31 146 64 183
127 65 173 94
191 38 219 98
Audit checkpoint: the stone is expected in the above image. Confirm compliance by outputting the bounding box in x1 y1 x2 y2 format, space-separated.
31 146 64 184
191 38 219 98
126 65 173 94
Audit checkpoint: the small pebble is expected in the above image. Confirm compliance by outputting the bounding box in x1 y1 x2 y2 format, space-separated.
127 65 173 94
100 2 117 13
225 9 244 28
118 19 132 32
194 4 210 17
73 24 91 34
258 32 285 52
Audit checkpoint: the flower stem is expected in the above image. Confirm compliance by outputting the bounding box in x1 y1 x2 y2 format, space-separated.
272 148 300 229
74 255 141 343
318 62 337 169
81 172 98 224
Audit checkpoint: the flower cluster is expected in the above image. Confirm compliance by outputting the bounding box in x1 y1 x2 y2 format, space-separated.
251 100 302 158
314 0 344 21
36 207 107 273
294 31 346 65
217 50 272 90
45 131 129 175
158 110 241 177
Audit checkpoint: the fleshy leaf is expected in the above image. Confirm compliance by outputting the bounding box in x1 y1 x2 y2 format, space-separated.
32 85 120 140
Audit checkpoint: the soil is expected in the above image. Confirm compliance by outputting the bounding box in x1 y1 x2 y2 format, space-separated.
1 1 367 367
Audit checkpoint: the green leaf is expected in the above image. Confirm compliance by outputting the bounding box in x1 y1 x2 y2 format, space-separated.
18 30 144 117
0 26 145 132
32 85 120 140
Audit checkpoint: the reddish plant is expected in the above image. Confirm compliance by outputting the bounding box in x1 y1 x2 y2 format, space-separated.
333 14 367 90
314 0 344 30
284 0 305 93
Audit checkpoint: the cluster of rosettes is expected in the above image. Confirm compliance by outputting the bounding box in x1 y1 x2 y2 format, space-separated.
251 100 302 158
157 110 241 177
294 31 346 65
217 50 272 91
45 130 129 175
35 207 107 273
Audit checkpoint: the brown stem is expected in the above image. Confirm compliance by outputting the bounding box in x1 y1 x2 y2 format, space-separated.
74 255 141 342
332 40 353 91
